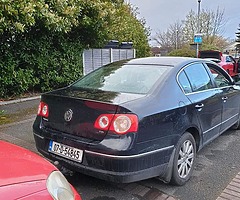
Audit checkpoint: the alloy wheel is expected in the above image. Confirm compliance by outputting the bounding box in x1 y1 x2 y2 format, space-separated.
177 140 194 178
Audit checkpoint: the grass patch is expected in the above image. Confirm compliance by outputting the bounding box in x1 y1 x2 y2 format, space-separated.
0 110 12 125
0 107 37 125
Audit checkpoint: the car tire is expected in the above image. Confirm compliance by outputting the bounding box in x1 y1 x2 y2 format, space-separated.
170 132 196 186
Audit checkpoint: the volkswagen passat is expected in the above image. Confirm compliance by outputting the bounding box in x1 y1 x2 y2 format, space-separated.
33 57 240 185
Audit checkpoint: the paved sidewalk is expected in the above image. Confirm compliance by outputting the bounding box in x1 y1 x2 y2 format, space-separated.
216 172 240 200
118 183 177 200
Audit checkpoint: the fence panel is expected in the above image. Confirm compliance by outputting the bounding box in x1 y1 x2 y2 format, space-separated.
83 48 135 75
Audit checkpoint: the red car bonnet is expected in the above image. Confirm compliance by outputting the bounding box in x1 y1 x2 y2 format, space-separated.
0 141 56 186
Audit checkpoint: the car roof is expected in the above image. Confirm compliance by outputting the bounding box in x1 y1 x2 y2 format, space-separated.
126 56 200 67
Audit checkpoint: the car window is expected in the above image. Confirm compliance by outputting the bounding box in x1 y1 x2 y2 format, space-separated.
225 56 232 63
178 71 192 94
206 63 232 88
72 63 172 94
229 56 236 63
184 63 214 92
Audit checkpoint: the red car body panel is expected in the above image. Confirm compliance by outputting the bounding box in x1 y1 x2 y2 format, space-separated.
0 180 51 200
0 141 54 186
199 50 238 77
0 141 81 200
219 55 238 77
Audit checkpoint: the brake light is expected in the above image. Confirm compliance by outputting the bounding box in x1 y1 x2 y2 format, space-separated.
94 114 138 135
38 102 49 118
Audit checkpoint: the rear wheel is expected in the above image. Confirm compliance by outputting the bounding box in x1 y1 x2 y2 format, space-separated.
170 132 196 186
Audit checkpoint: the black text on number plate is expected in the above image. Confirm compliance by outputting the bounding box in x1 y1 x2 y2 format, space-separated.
49 141 83 163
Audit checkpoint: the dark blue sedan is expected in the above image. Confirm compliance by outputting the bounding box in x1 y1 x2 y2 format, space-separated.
33 57 240 185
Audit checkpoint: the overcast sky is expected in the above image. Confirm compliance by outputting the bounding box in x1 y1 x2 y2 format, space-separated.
127 0 239 45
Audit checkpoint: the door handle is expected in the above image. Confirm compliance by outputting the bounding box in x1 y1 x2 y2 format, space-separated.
195 103 204 110
222 96 228 102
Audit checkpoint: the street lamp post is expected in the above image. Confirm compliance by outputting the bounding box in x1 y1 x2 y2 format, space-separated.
197 0 201 33
196 0 201 57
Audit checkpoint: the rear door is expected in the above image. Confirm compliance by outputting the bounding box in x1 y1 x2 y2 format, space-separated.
179 62 222 144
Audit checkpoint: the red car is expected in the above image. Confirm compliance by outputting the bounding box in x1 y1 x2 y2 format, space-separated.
0 140 81 200
199 50 239 79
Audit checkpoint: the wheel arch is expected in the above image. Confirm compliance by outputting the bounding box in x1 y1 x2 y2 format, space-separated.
159 127 200 183
185 127 201 151
159 126 201 184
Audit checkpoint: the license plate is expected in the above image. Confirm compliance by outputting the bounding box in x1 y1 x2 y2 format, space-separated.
48 141 83 163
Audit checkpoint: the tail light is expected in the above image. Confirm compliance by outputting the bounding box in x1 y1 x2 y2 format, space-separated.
94 114 138 135
38 102 49 118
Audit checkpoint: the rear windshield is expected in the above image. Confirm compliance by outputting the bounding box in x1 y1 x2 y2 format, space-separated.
71 62 171 94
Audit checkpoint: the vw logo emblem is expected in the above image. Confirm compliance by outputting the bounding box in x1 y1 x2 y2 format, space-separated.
64 109 73 122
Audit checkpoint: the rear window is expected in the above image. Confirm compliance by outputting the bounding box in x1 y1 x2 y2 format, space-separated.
72 63 171 94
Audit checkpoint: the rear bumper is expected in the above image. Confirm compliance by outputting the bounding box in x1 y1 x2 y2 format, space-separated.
33 132 174 183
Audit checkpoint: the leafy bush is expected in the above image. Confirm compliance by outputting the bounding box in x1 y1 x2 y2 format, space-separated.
0 49 38 97
0 30 83 98
168 47 196 57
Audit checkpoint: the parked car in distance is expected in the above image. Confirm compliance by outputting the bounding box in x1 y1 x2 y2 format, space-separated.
33 57 240 186
0 140 81 200
199 50 240 80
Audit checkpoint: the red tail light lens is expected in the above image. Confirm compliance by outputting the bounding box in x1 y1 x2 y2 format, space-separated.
38 102 49 118
94 114 114 131
98 115 112 129
94 114 138 135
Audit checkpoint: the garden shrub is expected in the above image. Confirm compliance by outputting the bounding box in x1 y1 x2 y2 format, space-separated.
0 30 84 98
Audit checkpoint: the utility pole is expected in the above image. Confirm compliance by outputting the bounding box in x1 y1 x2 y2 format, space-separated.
196 0 201 58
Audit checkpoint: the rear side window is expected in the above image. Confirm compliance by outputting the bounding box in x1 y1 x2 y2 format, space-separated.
178 71 192 94
183 63 214 92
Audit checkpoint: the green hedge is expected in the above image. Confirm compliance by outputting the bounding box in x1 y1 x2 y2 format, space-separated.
0 31 83 98
168 47 196 57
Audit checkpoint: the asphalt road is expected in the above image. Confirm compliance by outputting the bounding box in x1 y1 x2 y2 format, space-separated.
1 100 240 200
